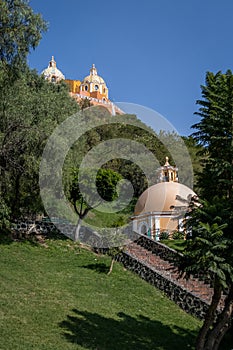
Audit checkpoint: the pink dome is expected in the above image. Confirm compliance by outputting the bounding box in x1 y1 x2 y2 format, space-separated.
135 182 195 215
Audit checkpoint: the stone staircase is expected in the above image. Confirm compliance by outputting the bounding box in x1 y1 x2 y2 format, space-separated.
116 235 226 319
127 242 215 303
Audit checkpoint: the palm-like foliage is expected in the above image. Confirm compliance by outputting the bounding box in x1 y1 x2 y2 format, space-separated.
183 70 233 349
192 70 233 200
184 201 233 288
181 198 233 350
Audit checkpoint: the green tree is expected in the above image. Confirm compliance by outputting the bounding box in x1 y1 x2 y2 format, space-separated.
182 198 233 350
67 168 122 241
78 98 93 111
181 70 233 350
192 70 233 201
0 0 49 227
0 68 79 219
0 197 10 231
182 135 203 191
0 0 47 67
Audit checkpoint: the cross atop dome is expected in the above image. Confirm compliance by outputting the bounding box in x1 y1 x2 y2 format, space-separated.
90 63 97 76
49 56 56 68
165 156 170 166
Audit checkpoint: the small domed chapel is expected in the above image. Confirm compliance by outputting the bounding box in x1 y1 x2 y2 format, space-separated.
132 158 196 241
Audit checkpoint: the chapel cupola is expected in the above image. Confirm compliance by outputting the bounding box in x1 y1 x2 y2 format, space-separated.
41 55 65 83
79 63 109 100
157 157 178 183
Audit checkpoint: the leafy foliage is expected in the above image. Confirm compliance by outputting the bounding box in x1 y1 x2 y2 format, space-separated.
68 168 122 211
172 230 184 240
0 0 47 67
0 197 10 231
184 200 233 288
159 231 170 240
181 70 233 350
67 167 123 241
0 68 79 218
192 70 233 200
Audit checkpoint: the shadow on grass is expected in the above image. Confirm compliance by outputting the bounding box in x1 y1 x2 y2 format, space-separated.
59 309 197 350
0 233 42 247
0 230 14 245
0 228 71 245
81 262 110 274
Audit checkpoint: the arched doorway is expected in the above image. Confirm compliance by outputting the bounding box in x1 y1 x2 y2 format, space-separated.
139 222 150 237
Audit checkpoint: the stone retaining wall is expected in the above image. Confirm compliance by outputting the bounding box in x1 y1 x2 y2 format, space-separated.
135 234 183 264
134 234 211 284
11 220 102 245
116 251 209 320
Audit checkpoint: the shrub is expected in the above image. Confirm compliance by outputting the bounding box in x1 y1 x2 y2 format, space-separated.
159 231 170 240
172 230 184 240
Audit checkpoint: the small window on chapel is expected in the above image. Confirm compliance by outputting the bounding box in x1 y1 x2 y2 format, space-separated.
85 85 88 91
95 84 99 91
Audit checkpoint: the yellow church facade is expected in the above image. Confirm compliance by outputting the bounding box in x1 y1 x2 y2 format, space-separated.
41 56 122 115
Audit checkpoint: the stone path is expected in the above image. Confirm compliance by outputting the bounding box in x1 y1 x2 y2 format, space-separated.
126 241 225 309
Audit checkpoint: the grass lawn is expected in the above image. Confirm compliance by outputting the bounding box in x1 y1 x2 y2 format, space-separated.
0 236 230 350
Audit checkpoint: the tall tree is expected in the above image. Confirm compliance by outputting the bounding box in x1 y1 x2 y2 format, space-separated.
0 0 50 226
181 70 233 350
193 70 233 201
0 0 47 67
0 68 79 219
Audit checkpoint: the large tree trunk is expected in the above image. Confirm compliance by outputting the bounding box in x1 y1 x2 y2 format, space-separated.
195 281 222 350
212 322 231 350
205 284 233 350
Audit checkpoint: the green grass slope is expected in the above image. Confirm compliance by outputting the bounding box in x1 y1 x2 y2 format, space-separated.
0 237 217 349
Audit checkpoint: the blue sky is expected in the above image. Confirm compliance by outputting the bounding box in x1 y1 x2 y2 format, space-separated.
28 0 233 136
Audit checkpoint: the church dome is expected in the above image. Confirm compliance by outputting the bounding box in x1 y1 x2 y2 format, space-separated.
82 64 106 84
134 182 196 216
41 56 65 82
79 64 109 99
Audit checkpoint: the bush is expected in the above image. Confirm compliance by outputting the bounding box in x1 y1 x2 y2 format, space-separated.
159 231 170 240
172 230 184 240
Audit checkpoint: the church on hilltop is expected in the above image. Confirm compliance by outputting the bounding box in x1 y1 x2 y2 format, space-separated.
41 56 196 241
41 56 123 115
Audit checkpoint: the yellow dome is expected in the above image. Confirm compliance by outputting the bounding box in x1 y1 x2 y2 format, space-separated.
41 56 65 82
82 64 106 84
134 182 196 215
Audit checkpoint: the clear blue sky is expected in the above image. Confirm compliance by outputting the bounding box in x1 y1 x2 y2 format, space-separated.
28 0 233 136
